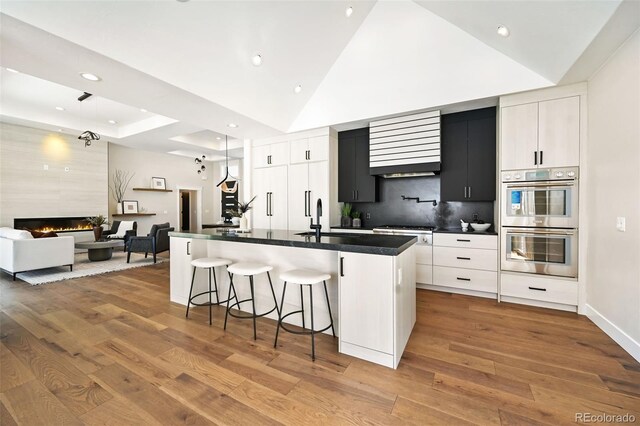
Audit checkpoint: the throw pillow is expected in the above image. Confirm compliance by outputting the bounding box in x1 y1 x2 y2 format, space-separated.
108 221 134 238
30 230 45 238
41 231 59 238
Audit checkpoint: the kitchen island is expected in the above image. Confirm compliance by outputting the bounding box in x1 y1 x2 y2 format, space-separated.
169 229 416 368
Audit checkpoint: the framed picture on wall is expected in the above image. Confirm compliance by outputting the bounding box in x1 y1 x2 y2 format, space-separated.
152 177 166 190
122 200 139 214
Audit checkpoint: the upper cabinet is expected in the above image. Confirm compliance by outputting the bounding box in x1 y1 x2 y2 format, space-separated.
253 141 289 168
501 96 579 170
440 107 496 202
338 128 377 203
290 136 330 164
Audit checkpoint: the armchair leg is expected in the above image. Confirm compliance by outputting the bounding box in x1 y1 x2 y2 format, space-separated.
145 252 148 258
127 251 131 263
69 265 73 272
153 253 157 263
13 272 16 281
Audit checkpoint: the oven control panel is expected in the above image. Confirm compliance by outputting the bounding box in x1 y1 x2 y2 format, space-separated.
502 167 578 183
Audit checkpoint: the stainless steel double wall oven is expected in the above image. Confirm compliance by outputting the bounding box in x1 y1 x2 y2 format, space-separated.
501 167 579 278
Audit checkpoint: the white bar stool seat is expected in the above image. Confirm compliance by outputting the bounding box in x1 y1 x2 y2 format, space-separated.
185 257 233 325
274 269 336 361
224 261 280 340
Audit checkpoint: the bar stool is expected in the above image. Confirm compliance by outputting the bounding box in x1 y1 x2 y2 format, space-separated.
274 269 335 361
185 257 232 325
224 262 280 340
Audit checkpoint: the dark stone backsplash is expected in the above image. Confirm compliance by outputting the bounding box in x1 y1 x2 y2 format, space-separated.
349 176 494 228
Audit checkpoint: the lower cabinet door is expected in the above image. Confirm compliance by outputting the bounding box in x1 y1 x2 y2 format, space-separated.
416 264 433 285
339 251 393 354
433 266 497 293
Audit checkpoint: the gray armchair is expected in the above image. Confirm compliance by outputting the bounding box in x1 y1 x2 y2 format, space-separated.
126 222 173 263
103 220 137 251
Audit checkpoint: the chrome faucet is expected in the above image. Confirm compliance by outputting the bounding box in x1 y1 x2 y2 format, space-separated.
310 198 322 239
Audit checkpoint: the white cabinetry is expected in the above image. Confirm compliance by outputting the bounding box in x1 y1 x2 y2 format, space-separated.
430 233 498 297
253 141 289 168
290 136 330 164
169 237 207 305
252 166 288 230
339 246 415 368
501 96 580 170
415 244 433 285
288 162 330 231
500 272 578 312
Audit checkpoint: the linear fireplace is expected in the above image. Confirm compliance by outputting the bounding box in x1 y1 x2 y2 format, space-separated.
14 217 93 233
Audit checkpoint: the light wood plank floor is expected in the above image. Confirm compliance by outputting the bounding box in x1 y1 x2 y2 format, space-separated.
1 263 638 425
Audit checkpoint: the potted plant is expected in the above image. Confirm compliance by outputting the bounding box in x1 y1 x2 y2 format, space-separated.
226 196 257 229
352 211 362 228
86 215 109 241
110 169 134 214
341 203 352 227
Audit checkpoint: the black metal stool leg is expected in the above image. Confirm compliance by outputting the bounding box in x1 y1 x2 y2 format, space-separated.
185 266 196 318
266 272 280 317
249 275 257 340
309 284 315 361
274 282 288 348
208 267 213 325
300 285 306 330
323 281 336 337
224 272 235 330
212 267 220 305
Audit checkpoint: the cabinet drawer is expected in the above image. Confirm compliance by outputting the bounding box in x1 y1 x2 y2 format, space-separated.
501 273 578 305
415 245 432 265
433 233 497 250
433 266 497 293
416 264 432 285
433 247 497 271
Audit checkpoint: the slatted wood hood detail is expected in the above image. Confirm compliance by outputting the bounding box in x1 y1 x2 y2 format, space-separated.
369 110 441 177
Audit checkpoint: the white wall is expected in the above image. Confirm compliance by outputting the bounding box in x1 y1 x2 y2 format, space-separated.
586 29 640 360
108 143 218 235
0 123 108 227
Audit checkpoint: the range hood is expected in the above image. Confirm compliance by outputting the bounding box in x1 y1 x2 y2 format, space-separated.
369 110 441 178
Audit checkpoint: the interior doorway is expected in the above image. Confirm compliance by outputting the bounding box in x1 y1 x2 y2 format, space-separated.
179 189 199 232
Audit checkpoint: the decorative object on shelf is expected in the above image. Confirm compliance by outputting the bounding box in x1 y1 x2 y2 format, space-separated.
86 215 109 241
226 196 256 230
400 195 438 206
195 155 206 174
78 130 100 147
151 177 166 190
217 135 239 193
122 200 139 214
460 219 469 232
341 203 352 228
352 211 362 228
110 169 134 214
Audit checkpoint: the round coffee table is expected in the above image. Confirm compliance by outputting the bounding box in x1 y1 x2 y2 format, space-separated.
75 240 124 261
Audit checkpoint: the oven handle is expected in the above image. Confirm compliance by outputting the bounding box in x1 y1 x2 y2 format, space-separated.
504 228 576 236
505 181 575 188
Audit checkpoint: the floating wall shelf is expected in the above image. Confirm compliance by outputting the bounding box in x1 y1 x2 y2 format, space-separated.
132 188 173 192
112 213 157 217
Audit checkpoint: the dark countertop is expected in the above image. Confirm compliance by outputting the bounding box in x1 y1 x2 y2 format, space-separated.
169 228 416 256
434 227 498 236
330 226 375 231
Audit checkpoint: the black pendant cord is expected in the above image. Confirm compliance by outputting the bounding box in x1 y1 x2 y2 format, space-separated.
216 135 230 188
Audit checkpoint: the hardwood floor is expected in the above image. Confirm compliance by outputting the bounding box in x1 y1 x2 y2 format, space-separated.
1 263 638 425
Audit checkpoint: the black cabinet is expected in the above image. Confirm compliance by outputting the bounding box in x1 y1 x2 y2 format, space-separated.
338 128 377 203
440 107 496 201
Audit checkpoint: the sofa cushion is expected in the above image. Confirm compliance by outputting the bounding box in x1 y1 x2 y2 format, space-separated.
0 228 34 240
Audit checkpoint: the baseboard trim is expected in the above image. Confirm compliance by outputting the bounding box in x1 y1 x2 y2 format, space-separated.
586 304 640 362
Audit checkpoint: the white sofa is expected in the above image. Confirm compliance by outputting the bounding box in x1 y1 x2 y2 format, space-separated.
0 228 75 281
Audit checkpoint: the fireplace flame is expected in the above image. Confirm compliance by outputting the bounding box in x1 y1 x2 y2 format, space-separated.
34 225 93 233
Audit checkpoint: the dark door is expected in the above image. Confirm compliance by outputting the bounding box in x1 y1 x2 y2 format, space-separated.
338 132 357 202
440 117 468 202
467 116 496 201
353 132 377 202
181 192 190 230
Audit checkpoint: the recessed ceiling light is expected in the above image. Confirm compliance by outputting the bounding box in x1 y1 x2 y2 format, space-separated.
55 106 65 111
216 137 221 140
497 25 510 37
252 54 263 66
5 68 18 73
80 72 102 81
108 120 117 124
140 108 148 113
294 85 302 94
345 6 353 18
227 123 238 128
58 128 64 132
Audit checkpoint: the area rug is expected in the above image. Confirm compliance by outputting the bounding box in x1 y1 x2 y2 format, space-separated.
15 251 167 285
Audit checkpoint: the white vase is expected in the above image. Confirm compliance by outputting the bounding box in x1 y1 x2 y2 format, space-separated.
116 203 123 215
231 217 240 226
239 216 248 230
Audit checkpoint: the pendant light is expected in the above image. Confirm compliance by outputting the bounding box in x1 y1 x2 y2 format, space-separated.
216 135 239 193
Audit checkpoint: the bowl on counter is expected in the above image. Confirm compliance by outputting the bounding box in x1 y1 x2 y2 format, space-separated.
470 223 491 232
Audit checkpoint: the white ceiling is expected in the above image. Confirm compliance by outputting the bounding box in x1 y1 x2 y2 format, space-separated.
0 0 636 158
